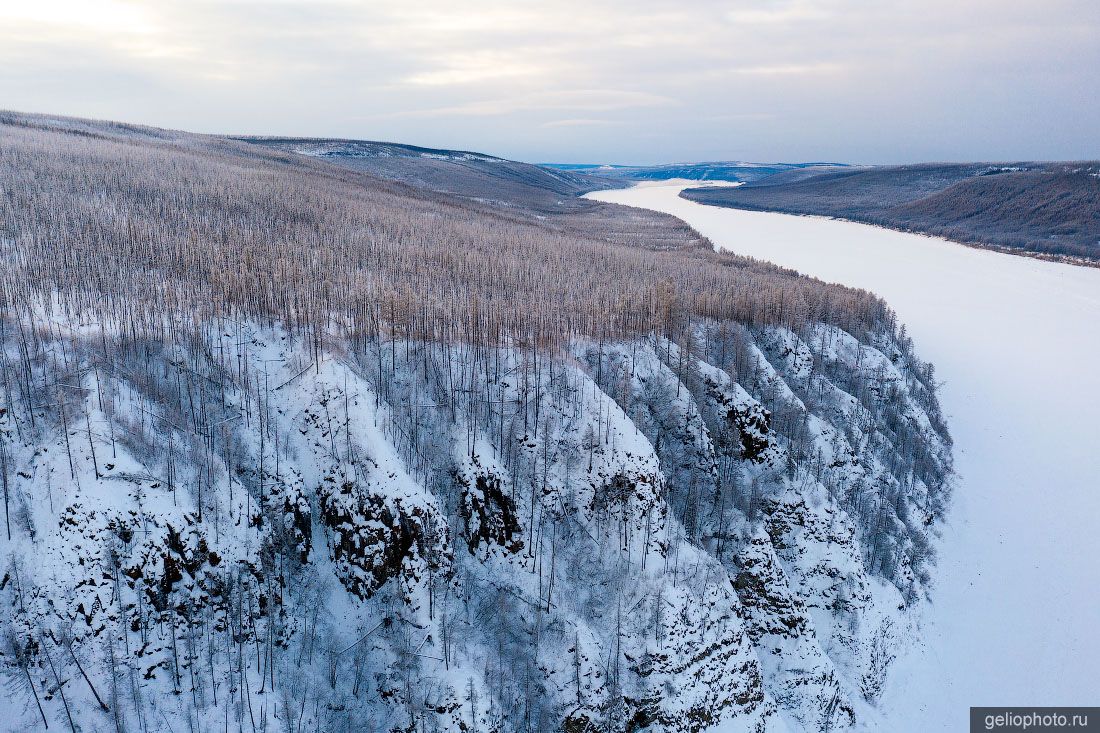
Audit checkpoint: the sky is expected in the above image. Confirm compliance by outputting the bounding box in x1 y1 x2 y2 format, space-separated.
1 0 1098 165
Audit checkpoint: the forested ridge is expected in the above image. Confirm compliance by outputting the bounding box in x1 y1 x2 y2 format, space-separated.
681 162 1100 263
0 111 952 733
1 112 890 346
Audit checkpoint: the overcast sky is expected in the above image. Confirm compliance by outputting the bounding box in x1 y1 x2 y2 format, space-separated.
2 0 1098 164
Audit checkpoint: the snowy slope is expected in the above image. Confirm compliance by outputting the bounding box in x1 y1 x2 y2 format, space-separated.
589 182 1100 730
0 309 949 732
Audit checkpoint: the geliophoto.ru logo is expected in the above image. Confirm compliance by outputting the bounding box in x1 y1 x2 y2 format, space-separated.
971 708 1099 732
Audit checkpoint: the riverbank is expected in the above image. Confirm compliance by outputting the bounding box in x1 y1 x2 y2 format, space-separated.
588 182 1100 731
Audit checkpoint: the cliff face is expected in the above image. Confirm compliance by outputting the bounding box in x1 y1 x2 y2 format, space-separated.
0 315 950 733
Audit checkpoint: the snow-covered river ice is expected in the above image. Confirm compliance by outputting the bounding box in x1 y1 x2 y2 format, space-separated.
588 182 1100 730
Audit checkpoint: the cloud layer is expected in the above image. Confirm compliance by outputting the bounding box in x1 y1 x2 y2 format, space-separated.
2 0 1097 163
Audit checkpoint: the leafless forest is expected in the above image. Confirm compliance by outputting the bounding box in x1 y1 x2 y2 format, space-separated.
0 112 892 350
0 112 951 733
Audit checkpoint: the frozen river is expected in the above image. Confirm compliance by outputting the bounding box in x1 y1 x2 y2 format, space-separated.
588 182 1100 730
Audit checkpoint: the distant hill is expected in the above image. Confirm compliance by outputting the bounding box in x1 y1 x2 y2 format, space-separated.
241 136 615 212
547 161 844 184
681 162 1100 262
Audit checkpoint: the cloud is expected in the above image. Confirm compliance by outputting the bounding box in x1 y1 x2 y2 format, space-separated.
3 0 156 34
725 63 847 76
541 118 623 128
725 1 832 25
0 0 1096 164
401 51 551 86
396 90 676 118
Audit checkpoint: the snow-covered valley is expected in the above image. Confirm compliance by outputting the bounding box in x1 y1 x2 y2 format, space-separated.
589 182 1100 730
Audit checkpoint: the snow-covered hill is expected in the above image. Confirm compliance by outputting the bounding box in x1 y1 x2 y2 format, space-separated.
0 315 950 732
0 112 950 733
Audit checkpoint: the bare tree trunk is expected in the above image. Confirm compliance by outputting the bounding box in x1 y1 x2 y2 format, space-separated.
67 638 109 711
42 635 76 733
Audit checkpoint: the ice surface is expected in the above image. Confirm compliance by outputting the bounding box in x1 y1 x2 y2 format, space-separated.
588 183 1100 730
